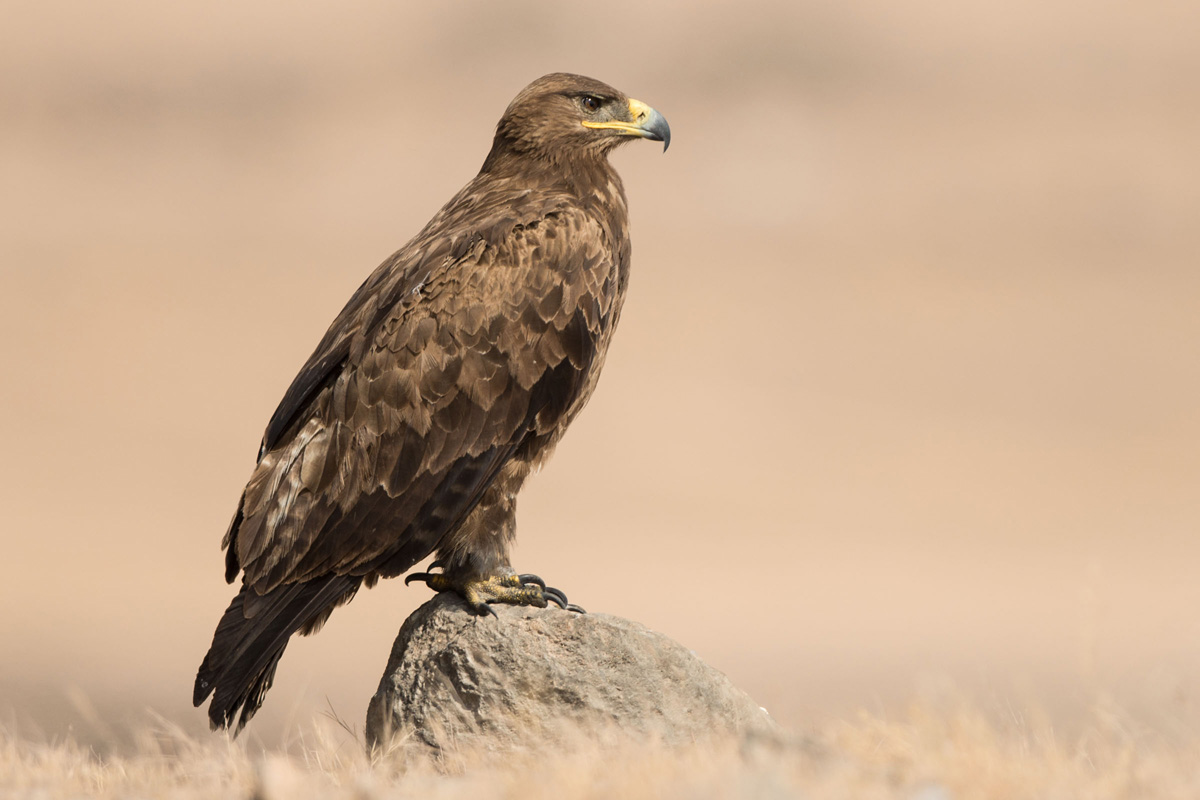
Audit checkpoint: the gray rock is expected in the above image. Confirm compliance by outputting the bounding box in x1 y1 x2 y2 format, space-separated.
366 593 778 753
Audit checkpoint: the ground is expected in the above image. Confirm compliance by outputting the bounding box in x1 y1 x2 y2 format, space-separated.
5 699 1200 799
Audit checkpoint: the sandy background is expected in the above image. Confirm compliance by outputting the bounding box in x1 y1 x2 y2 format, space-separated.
2 1 1197 747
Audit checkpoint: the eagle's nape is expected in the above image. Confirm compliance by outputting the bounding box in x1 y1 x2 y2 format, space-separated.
404 569 585 615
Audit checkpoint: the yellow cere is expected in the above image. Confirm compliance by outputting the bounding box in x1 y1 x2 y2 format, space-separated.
581 98 653 135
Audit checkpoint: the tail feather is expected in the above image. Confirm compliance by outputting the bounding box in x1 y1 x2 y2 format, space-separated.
194 574 361 731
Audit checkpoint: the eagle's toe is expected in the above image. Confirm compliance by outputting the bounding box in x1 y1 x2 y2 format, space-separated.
406 570 584 614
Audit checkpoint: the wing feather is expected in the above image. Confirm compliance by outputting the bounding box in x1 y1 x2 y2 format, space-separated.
226 202 614 595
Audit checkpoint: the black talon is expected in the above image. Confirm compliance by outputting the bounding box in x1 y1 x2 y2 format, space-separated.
405 572 434 586
474 602 498 618
542 587 569 609
517 574 546 589
541 585 585 613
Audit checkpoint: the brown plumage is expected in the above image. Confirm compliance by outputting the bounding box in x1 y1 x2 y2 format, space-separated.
193 73 670 731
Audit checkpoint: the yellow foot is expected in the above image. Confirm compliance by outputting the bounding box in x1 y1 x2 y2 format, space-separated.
405 570 585 616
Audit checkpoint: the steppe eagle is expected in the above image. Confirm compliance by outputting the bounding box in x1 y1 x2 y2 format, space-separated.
193 73 670 731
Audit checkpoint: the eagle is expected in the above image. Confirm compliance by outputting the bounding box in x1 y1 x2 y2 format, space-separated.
193 73 670 731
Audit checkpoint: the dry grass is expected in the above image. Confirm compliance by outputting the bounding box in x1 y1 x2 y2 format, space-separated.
4 699 1199 800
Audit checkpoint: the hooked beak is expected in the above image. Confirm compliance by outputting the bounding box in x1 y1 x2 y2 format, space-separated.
582 98 671 152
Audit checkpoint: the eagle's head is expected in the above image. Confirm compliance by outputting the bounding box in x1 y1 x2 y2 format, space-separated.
489 73 670 166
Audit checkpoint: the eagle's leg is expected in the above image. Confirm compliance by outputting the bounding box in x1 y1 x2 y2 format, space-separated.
406 477 585 614
405 568 585 615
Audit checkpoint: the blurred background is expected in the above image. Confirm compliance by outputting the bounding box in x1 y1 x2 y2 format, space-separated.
2 0 1198 748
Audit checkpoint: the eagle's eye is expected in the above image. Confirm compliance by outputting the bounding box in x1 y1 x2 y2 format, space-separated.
580 95 602 113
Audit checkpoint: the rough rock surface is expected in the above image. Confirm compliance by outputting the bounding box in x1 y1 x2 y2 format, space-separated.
366 593 778 752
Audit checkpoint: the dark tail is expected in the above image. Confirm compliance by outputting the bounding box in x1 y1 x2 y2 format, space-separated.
193 574 361 732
